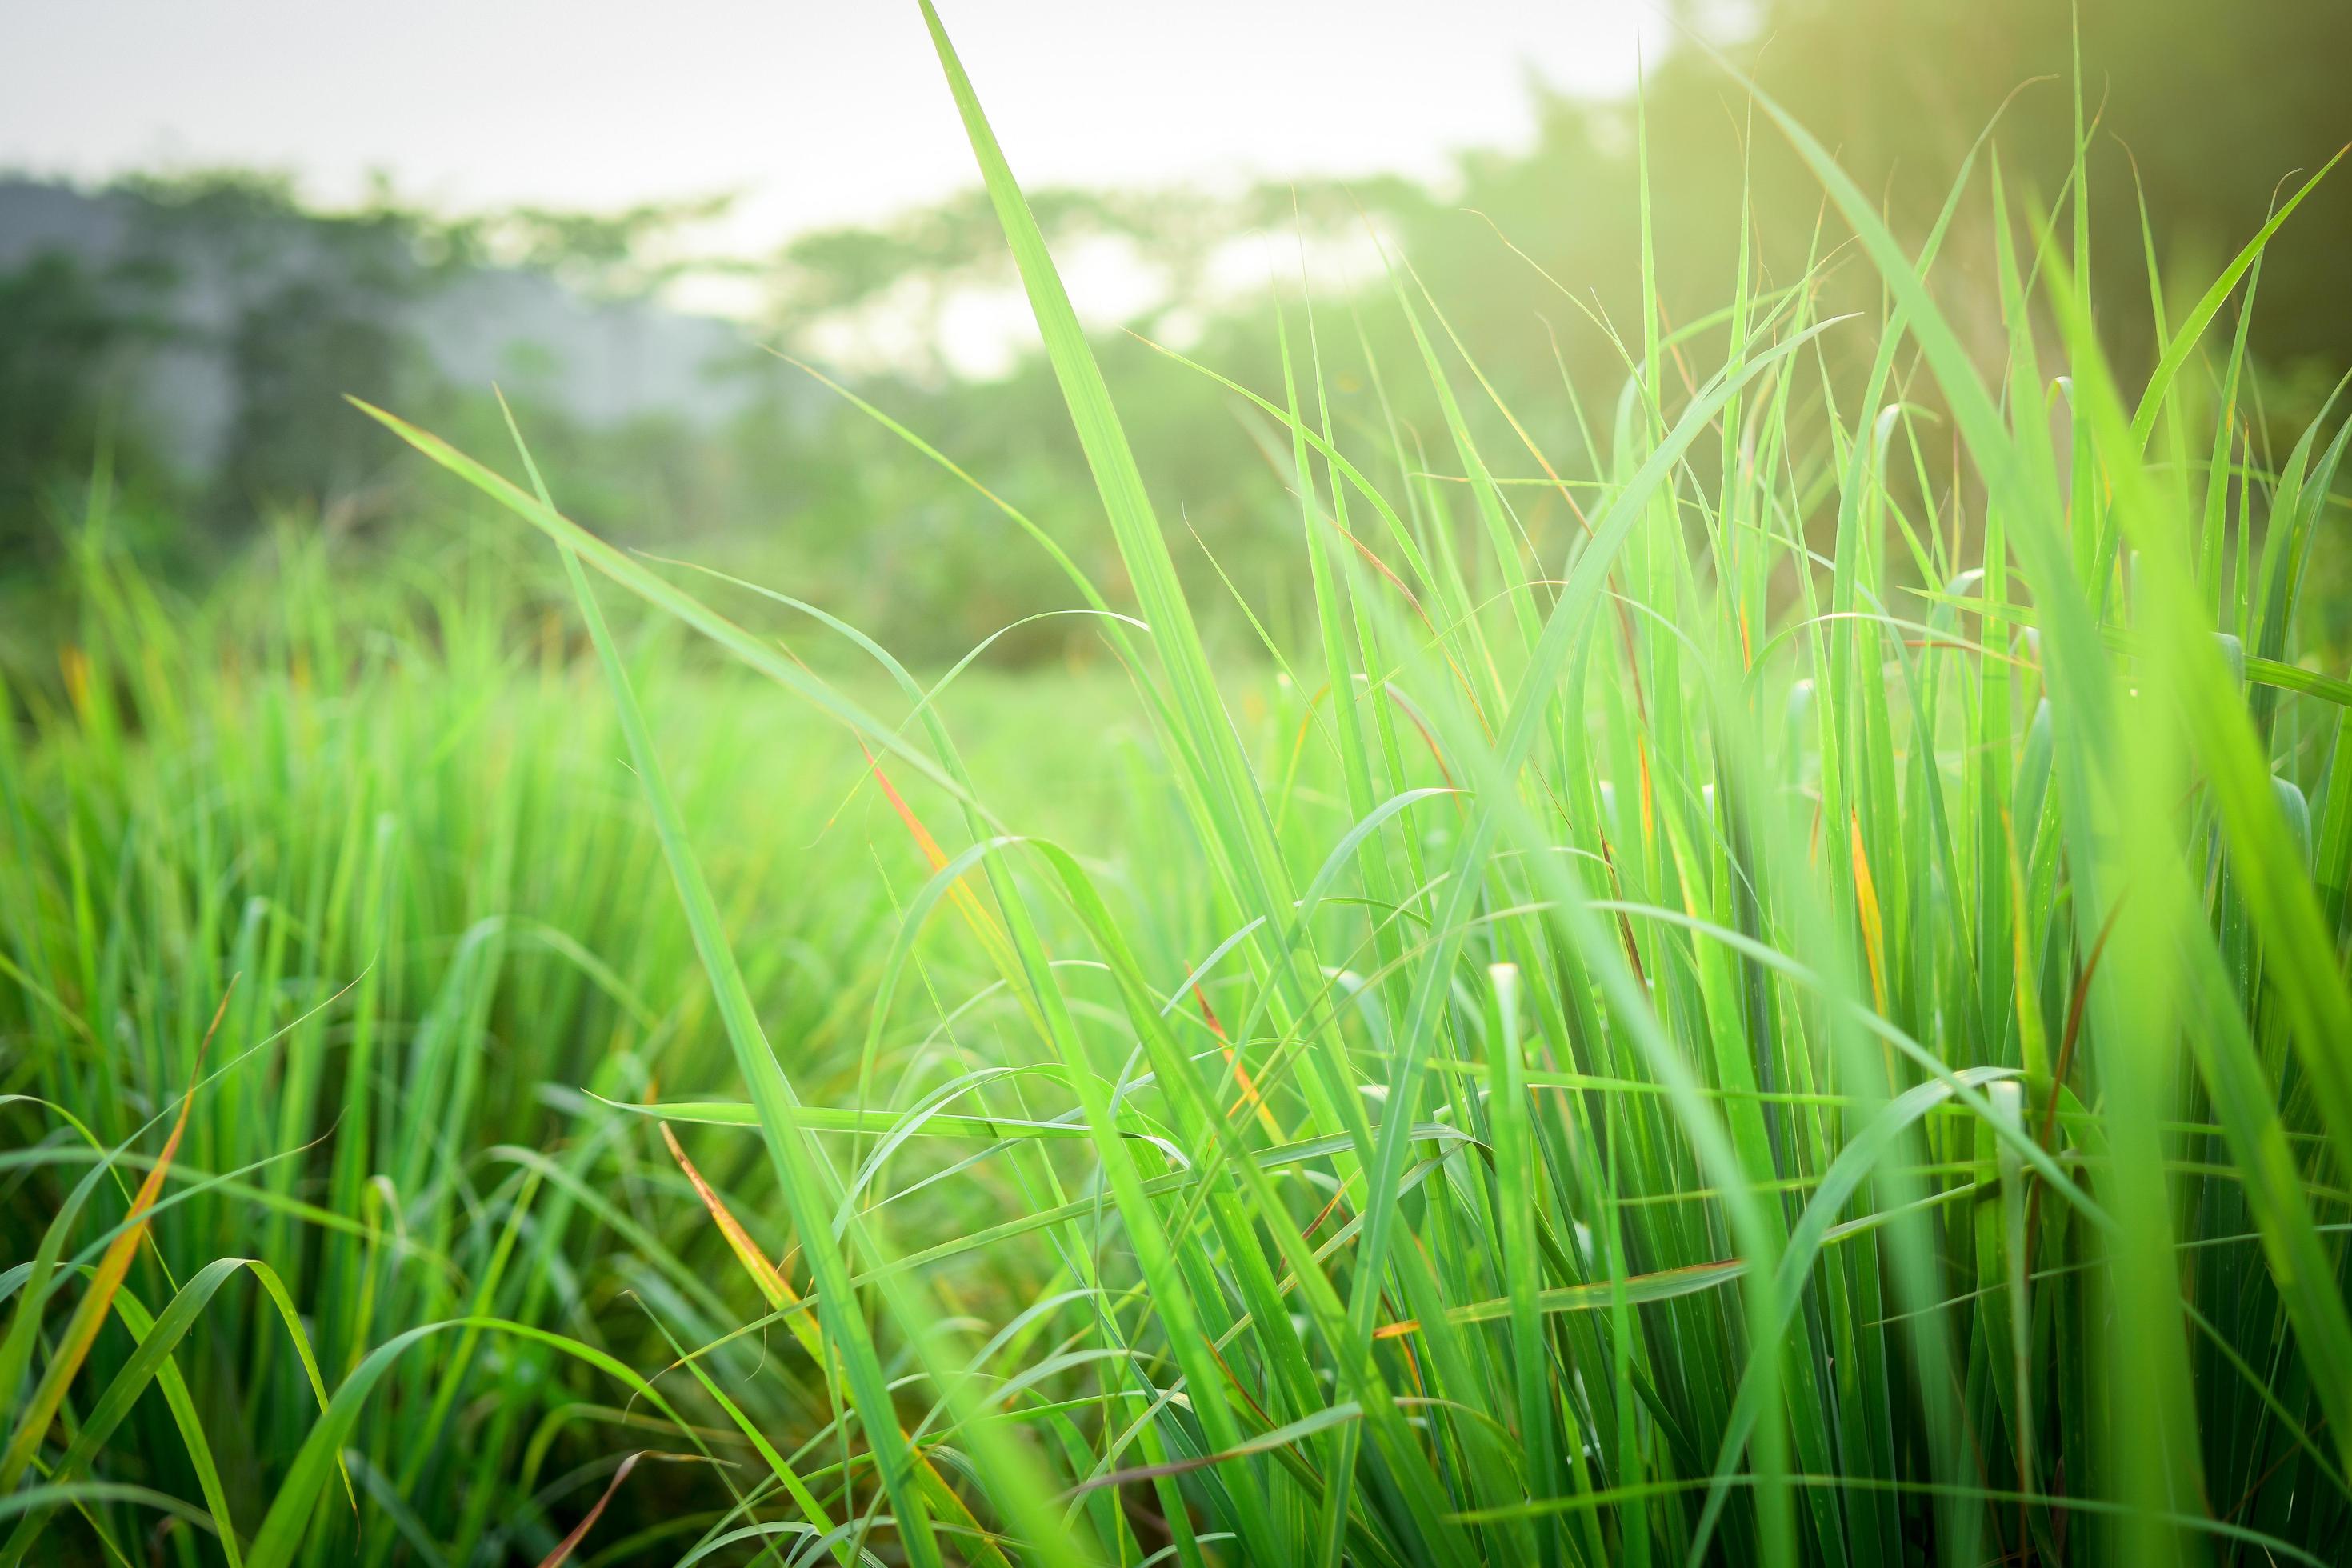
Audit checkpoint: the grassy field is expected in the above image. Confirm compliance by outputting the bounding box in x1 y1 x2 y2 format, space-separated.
7 10 2352 1566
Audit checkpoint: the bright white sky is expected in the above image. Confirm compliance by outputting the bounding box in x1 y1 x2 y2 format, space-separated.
0 0 1669 256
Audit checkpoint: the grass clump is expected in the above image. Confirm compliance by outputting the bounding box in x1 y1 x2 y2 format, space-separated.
6 10 2352 1566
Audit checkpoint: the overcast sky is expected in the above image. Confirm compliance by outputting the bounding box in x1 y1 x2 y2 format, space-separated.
0 1 1668 254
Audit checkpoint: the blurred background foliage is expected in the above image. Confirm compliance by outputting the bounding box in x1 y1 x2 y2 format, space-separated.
2 0 2347 682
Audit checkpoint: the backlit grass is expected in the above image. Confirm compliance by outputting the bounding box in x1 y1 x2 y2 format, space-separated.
5 10 2351 1565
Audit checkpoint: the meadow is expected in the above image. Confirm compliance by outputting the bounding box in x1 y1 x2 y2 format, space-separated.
6 8 2352 1566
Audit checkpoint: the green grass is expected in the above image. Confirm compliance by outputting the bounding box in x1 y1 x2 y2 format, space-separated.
6 11 2352 1565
